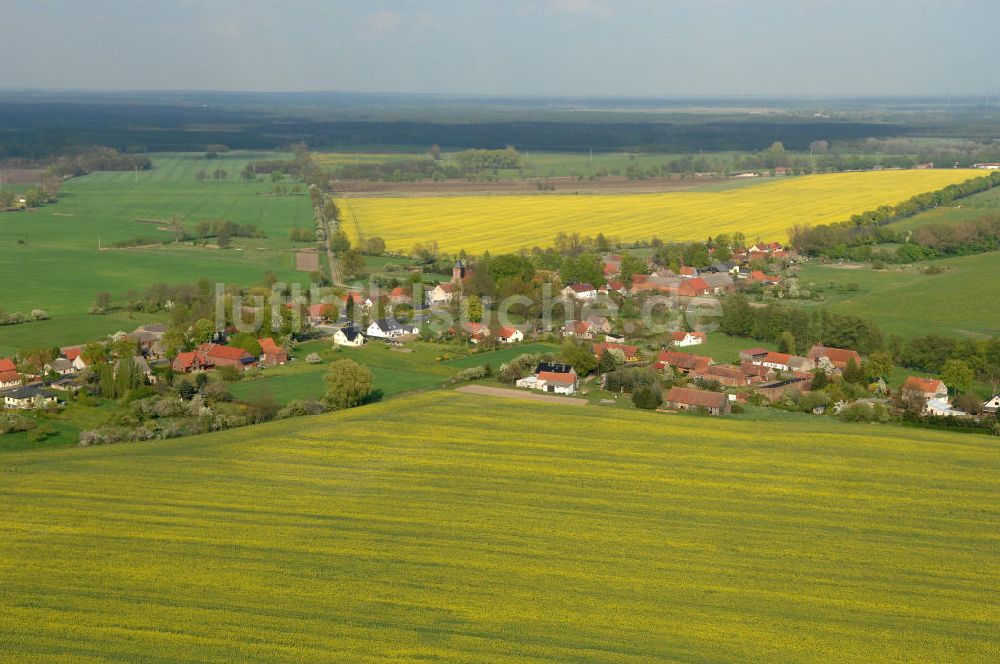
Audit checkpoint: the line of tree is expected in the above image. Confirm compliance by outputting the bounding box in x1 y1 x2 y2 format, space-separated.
45 147 152 177
790 171 1000 257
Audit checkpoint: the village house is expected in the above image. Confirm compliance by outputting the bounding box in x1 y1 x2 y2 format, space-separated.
60 346 88 372
333 325 365 347
739 348 770 364
755 376 811 403
342 291 374 313
172 351 209 374
0 357 21 388
807 345 862 373
739 361 776 384
981 394 1000 414
655 350 712 374
427 282 457 306
599 281 628 297
367 318 420 340
670 331 706 347
44 357 76 376
388 286 413 305
562 283 598 301
678 266 698 279
587 315 613 335
901 376 948 403
564 320 595 340
664 386 731 415
259 338 288 366
198 343 258 372
454 322 490 344
497 326 523 344
304 303 332 326
593 342 640 363
749 351 813 373
3 385 61 410
691 365 750 387
699 272 735 294
516 362 578 395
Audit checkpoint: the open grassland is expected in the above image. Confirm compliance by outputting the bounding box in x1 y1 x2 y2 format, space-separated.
892 184 1000 231
1 391 997 662
794 251 1000 338
229 340 560 405
0 152 313 354
339 170 984 254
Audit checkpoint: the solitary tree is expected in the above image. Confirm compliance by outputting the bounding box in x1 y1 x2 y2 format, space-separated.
941 359 974 395
323 359 373 410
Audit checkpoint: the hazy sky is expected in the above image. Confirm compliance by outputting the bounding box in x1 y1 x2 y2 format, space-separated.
2 0 997 96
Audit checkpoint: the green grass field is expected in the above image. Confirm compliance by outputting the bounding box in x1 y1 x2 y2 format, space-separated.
0 391 996 661
892 184 1000 231
0 152 313 355
794 252 1000 338
229 341 560 406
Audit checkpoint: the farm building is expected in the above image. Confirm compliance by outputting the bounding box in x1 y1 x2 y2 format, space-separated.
593 342 639 363
664 386 731 416
516 363 578 395
259 338 288 366
198 344 258 372
755 377 811 402
691 365 750 387
807 345 862 373
655 350 712 374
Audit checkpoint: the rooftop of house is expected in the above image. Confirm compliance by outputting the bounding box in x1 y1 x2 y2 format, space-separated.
665 386 727 409
537 371 576 385
903 376 946 394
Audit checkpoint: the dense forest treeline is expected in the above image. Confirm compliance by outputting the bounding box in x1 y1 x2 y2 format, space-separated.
0 100 907 158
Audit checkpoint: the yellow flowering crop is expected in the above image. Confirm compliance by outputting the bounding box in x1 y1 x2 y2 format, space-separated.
339 170 983 254
0 391 997 661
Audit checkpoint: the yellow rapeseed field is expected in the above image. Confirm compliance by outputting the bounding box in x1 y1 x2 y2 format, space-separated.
0 391 997 661
339 169 984 254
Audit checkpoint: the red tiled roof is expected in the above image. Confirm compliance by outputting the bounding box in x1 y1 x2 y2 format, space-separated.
389 286 410 298
679 266 696 276
200 344 251 361
762 352 792 365
173 351 204 370
903 376 946 394
808 345 861 368
666 386 727 409
568 283 595 293
671 331 706 342
61 347 82 361
657 350 712 371
686 277 710 292
0 369 20 384
594 342 638 358
700 365 745 381
538 371 576 385
259 338 283 355
0 358 16 373
498 326 519 339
